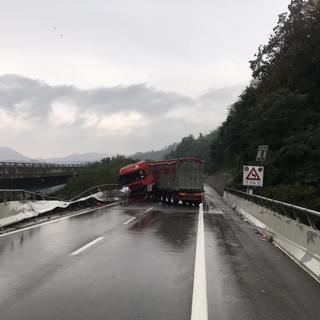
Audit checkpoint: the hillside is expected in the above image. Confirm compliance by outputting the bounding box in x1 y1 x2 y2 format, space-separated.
0 146 32 162
0 146 112 164
46 152 113 164
130 143 178 161
208 0 320 209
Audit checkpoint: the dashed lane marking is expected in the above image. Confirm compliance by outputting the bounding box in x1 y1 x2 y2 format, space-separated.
71 236 104 256
123 217 137 225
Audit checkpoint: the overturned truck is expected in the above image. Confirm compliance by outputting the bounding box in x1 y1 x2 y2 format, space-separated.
119 157 204 205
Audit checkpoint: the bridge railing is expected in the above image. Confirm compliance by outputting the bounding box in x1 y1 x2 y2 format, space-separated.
1 183 122 203
0 161 87 178
0 161 86 168
225 187 320 231
69 184 122 201
0 189 62 202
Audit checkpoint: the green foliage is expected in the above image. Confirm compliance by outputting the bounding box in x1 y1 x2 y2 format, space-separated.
130 142 178 161
166 131 218 174
208 0 320 208
262 183 318 209
250 0 320 97
56 155 134 200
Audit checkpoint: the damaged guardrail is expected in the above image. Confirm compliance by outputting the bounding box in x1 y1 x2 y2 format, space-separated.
0 184 123 229
224 188 320 281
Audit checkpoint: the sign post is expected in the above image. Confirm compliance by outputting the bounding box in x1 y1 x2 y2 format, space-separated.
242 145 267 194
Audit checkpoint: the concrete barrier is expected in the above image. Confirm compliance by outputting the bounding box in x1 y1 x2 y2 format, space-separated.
224 189 320 282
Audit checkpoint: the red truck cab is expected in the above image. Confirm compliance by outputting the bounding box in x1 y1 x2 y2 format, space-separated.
119 161 154 192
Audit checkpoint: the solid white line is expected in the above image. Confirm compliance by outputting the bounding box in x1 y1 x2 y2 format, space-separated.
71 236 103 256
146 206 155 212
191 203 208 320
123 217 137 225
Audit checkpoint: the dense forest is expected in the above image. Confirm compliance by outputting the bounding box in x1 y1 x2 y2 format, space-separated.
213 0 320 208
55 156 133 200
59 0 320 209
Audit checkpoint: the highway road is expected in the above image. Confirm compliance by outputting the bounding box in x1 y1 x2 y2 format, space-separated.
0 185 319 320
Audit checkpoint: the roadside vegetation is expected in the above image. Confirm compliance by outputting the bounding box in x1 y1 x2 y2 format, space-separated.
56 155 134 200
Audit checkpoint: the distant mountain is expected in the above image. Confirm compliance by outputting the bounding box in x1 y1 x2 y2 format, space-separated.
46 152 113 164
0 147 112 164
0 146 32 162
130 143 178 161
1 144 180 164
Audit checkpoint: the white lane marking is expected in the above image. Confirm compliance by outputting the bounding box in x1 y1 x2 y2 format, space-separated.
123 217 137 225
191 203 208 320
123 205 156 225
71 236 104 256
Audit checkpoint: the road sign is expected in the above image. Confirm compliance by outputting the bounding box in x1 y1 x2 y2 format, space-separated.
256 145 268 161
243 165 264 187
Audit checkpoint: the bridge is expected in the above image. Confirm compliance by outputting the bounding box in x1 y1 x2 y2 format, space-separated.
0 153 316 317
0 161 86 190
0 183 319 319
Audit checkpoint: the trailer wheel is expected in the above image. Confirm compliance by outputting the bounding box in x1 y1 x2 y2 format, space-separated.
166 193 171 203
172 195 179 205
153 192 160 202
161 193 166 203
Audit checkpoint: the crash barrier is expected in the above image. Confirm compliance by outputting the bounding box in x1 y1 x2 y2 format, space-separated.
0 184 123 229
224 188 320 281
69 184 121 201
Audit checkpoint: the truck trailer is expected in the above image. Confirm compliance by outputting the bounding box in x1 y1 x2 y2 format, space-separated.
119 157 204 205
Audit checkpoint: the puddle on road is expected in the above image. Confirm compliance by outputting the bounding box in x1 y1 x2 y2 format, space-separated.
206 208 225 215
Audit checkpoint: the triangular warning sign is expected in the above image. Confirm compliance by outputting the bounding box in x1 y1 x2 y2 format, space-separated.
246 167 260 181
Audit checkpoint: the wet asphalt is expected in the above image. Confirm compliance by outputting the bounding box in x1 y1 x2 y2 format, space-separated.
0 185 319 320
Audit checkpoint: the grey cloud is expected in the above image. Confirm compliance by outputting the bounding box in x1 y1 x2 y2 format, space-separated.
0 74 71 121
198 86 244 108
0 75 194 121
73 83 194 115
0 74 245 157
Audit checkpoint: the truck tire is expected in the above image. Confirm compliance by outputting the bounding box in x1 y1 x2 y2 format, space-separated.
172 194 179 205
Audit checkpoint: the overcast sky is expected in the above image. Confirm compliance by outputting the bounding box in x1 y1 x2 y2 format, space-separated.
0 0 290 159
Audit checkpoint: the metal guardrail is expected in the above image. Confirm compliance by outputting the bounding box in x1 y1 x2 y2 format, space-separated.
0 161 86 172
225 188 320 231
0 161 87 170
1 184 122 203
0 185 123 229
0 189 62 202
0 162 87 180
69 184 121 201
